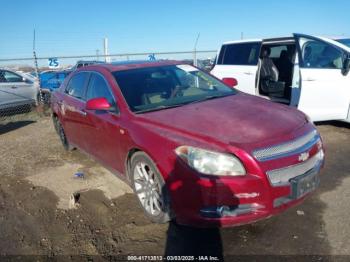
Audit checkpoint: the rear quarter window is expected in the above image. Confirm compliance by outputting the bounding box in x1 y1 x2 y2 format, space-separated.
217 42 261 65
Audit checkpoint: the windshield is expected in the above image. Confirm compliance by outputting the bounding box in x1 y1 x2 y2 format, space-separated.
113 64 237 113
335 38 350 48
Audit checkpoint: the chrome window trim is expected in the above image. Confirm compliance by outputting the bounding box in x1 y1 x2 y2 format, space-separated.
64 71 90 101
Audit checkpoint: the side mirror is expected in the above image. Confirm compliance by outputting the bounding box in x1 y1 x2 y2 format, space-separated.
23 77 33 84
86 97 111 111
222 77 238 88
342 55 350 76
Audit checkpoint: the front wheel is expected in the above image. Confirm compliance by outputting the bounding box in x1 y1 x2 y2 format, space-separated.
130 152 172 223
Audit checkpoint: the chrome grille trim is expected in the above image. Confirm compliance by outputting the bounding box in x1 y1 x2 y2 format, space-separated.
253 130 319 161
266 150 324 186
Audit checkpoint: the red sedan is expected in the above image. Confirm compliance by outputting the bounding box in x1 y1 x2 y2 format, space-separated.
51 61 324 227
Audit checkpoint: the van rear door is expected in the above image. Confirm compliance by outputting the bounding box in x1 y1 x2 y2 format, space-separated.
293 33 350 121
211 40 261 95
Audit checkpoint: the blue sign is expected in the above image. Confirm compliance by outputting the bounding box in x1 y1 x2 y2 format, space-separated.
148 54 156 61
48 57 59 68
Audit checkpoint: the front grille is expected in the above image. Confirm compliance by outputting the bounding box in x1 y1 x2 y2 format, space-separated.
266 150 324 186
253 130 320 161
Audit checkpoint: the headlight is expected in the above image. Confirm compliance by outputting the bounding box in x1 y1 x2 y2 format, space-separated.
175 146 246 176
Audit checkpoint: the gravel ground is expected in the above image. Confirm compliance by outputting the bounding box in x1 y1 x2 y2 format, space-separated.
0 113 349 260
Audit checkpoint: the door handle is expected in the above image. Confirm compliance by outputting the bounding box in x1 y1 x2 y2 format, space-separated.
244 72 253 75
304 78 316 82
11 86 18 89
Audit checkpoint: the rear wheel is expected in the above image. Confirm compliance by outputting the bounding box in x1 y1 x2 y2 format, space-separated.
52 115 60 134
130 152 172 223
54 117 73 151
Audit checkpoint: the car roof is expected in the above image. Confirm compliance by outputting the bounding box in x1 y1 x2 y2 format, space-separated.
223 35 350 44
0 68 16 72
223 36 297 45
223 38 262 45
77 60 183 72
76 60 103 64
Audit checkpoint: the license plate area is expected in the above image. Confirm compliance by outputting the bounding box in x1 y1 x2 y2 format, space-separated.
290 170 320 199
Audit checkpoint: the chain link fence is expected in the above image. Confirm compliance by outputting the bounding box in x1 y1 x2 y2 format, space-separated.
0 50 216 131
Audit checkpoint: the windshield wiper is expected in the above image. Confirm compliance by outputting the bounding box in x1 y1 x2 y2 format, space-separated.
135 103 186 114
134 93 234 114
184 93 234 105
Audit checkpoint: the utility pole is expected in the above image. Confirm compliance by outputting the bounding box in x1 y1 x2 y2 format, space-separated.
33 29 43 104
193 33 200 67
103 38 110 63
96 49 100 61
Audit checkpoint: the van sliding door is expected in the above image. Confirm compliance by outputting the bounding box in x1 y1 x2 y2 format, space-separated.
211 41 261 95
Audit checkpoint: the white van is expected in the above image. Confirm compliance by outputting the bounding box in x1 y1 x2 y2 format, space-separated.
211 33 350 122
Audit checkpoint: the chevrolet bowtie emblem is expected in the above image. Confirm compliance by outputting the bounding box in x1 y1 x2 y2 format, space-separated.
298 152 309 162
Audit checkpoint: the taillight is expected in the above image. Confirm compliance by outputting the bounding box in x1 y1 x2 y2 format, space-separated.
222 77 238 87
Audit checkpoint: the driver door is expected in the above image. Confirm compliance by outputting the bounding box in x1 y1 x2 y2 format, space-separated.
294 33 350 121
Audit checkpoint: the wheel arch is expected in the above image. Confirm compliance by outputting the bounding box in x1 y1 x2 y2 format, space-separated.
125 147 142 181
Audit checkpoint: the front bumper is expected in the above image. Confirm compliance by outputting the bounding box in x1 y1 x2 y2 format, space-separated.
168 143 324 228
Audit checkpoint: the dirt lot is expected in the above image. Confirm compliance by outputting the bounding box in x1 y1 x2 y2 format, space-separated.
0 112 350 260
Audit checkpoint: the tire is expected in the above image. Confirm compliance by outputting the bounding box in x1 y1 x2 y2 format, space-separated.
36 93 41 106
55 118 73 151
52 115 60 134
130 152 172 223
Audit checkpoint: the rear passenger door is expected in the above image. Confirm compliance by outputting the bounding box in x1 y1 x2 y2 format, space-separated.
211 41 261 94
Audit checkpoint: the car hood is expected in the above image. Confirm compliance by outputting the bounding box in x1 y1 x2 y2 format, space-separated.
137 93 307 147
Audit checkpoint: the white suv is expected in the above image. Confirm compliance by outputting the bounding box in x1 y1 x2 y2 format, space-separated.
211 33 350 122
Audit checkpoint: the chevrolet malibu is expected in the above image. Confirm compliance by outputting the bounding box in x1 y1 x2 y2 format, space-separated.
51 61 324 227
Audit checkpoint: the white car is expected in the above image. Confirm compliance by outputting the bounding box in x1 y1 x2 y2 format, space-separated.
211 33 350 122
0 69 39 113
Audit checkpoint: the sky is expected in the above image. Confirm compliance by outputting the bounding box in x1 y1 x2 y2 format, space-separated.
1 0 350 65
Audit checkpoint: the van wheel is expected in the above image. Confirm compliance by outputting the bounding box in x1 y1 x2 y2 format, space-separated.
130 152 172 223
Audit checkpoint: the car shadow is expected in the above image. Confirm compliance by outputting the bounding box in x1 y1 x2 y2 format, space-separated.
164 221 223 260
163 158 236 260
0 120 36 135
315 120 350 128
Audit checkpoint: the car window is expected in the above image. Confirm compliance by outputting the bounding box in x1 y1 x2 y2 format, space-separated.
0 71 6 83
86 73 118 113
301 40 343 69
65 72 89 100
113 64 237 113
269 46 287 58
0 70 23 83
217 42 261 65
335 38 350 48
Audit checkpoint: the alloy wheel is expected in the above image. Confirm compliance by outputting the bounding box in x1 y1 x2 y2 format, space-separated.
133 161 163 216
